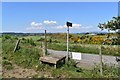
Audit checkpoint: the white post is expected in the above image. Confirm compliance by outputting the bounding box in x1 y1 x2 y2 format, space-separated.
67 26 69 60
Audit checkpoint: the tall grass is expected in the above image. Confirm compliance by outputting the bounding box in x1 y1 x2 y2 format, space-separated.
2 35 42 69
47 43 119 56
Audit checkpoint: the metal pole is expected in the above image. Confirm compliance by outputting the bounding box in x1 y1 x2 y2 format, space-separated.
67 26 69 60
99 45 103 76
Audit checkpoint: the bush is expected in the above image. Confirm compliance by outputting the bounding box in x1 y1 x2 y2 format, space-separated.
3 35 11 39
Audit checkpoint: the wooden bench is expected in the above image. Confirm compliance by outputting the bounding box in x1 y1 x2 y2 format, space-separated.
39 55 66 68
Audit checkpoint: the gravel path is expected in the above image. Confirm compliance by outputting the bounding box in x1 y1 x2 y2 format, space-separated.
47 49 119 69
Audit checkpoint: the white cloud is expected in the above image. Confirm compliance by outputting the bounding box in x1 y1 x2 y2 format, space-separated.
26 20 57 30
27 21 82 31
80 25 93 29
26 27 43 30
72 24 81 29
31 22 42 27
26 22 43 30
43 20 57 25
56 23 81 29
56 25 66 29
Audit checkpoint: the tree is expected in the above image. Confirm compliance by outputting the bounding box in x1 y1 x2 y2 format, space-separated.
98 16 120 45
98 16 120 32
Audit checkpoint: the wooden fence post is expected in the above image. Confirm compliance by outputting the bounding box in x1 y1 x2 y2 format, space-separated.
99 45 103 76
13 39 20 53
45 30 47 55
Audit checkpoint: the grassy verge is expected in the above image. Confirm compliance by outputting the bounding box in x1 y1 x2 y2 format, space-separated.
47 43 119 56
32 59 120 78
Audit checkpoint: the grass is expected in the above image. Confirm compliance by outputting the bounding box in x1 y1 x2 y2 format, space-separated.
2 35 120 78
20 35 51 41
0 37 2 51
20 36 43 41
47 43 119 56
2 35 42 69
32 59 120 78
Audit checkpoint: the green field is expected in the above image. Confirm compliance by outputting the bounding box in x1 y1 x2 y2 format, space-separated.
20 36 44 40
21 34 119 56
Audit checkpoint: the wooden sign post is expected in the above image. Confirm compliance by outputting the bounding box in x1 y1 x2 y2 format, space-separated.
45 30 47 55
99 45 103 76
14 39 20 53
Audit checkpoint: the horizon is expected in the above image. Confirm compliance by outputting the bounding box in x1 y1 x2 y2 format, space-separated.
2 2 118 33
0 31 109 34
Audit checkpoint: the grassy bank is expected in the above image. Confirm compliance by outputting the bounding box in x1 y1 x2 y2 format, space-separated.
47 43 119 56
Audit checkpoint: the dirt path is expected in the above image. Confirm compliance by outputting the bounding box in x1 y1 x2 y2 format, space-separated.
2 64 37 78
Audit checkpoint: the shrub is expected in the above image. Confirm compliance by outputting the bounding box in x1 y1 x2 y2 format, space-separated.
3 35 11 39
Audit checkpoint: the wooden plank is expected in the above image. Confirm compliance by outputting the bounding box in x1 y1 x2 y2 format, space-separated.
40 56 59 64
39 56 66 65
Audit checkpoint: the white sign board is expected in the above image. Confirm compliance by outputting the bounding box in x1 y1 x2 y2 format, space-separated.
72 52 82 60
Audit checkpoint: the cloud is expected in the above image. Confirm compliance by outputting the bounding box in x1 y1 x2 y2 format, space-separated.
26 20 57 30
56 25 66 29
56 23 81 29
43 20 57 25
26 26 43 30
72 24 81 29
31 22 42 27
80 25 93 29
26 21 82 31
26 22 43 30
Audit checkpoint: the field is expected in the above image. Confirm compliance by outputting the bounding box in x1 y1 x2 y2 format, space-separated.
1 34 120 78
47 43 119 56
15 34 120 56
20 36 45 41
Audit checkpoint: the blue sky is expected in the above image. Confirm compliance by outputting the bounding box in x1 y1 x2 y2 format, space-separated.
2 2 118 33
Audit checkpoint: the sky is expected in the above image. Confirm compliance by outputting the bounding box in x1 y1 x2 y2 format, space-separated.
2 2 118 33
2 0 120 2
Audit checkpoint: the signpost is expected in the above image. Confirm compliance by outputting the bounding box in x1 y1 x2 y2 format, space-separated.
66 22 72 60
72 52 82 60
